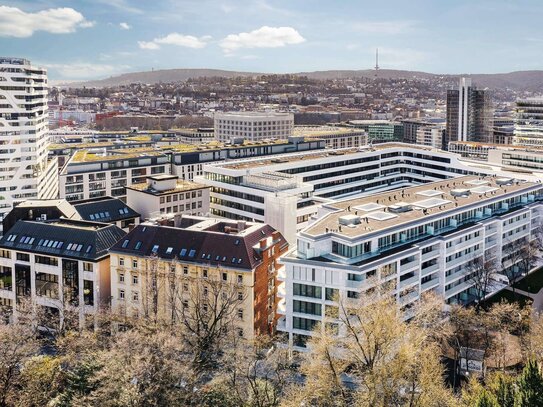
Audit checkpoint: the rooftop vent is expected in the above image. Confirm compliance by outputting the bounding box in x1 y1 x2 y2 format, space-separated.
271 158 288 163
470 186 498 194
354 203 386 212
416 190 443 197
413 198 451 209
388 202 412 213
451 189 471 197
496 177 514 186
338 214 361 226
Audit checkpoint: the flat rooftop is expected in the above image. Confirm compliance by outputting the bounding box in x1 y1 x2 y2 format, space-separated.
303 175 539 238
293 126 365 137
127 179 209 195
219 143 436 171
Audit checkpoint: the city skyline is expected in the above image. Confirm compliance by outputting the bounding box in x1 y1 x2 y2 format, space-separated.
2 0 543 80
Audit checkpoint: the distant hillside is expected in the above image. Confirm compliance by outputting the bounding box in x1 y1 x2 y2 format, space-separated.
63 68 543 90
65 68 261 88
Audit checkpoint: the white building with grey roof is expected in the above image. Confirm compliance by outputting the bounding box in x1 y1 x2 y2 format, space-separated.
277 175 543 349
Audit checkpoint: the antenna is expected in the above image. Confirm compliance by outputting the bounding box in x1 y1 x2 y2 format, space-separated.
375 48 380 71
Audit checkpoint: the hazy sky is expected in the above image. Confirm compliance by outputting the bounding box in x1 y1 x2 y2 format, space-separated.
1 0 543 80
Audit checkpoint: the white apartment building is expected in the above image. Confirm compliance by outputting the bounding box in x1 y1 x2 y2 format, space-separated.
214 111 294 143
198 144 479 244
0 218 126 328
416 124 445 149
126 175 210 220
0 57 58 232
277 176 543 349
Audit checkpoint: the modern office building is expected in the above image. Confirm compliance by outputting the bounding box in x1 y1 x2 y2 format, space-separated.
294 126 368 149
402 118 446 145
199 143 480 244
108 215 288 340
348 120 403 143
513 98 543 146
446 78 493 149
59 138 326 201
277 175 543 349
416 124 445 149
214 111 294 143
0 218 126 328
0 57 58 233
126 175 210 220
59 148 172 202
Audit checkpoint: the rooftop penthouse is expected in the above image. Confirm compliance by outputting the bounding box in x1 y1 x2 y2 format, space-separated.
304 175 534 238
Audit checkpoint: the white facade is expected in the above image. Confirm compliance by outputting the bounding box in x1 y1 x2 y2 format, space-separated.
416 124 444 149
198 144 480 244
126 175 210 220
59 152 171 202
214 111 294 142
277 176 543 349
0 57 58 232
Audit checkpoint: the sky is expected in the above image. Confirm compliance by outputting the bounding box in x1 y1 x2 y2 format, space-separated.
2 0 543 81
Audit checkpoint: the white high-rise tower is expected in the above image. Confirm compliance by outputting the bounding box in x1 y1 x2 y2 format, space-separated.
0 57 58 233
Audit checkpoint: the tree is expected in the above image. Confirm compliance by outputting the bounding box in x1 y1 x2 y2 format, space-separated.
475 389 499 407
502 237 538 294
466 257 499 307
516 359 543 406
0 324 39 407
284 292 455 407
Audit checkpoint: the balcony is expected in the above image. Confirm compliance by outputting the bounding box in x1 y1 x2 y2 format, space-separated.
399 274 419 289
421 251 439 262
421 263 440 277
421 278 440 292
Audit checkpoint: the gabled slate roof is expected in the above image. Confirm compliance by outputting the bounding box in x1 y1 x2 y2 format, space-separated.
73 196 139 223
109 222 284 271
0 218 126 261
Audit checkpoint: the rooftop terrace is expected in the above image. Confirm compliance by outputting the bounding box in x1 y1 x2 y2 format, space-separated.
303 175 539 238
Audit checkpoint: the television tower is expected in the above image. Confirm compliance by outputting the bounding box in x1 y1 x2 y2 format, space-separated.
374 48 380 78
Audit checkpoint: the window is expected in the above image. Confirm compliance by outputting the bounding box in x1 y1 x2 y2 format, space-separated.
183 283 189 291
132 260 138 269
35 255 58 266
16 252 30 262
325 288 338 301
135 241 142 250
203 269 208 278
293 283 322 299
237 328 244 338
237 275 243 284
294 300 322 316
183 266 188 275
151 245 159 253
293 317 318 331
238 291 244 301
180 248 187 256
132 274 138 285
237 309 244 320
222 272 228 281
119 273 125 283
119 257 124 266
132 291 139 302
119 289 125 300
83 262 92 272
188 249 196 258
183 300 189 309
166 247 173 254
122 239 129 248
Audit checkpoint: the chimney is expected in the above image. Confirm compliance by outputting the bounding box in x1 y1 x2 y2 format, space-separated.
237 220 246 231
260 239 267 249
272 231 280 241
128 223 136 232
224 226 231 234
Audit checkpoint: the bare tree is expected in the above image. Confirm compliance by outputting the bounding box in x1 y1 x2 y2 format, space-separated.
179 274 246 372
466 257 499 308
502 236 539 294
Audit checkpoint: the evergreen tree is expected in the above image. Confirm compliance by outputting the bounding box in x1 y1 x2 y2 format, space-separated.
495 375 515 407
475 389 499 407
516 359 543 407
